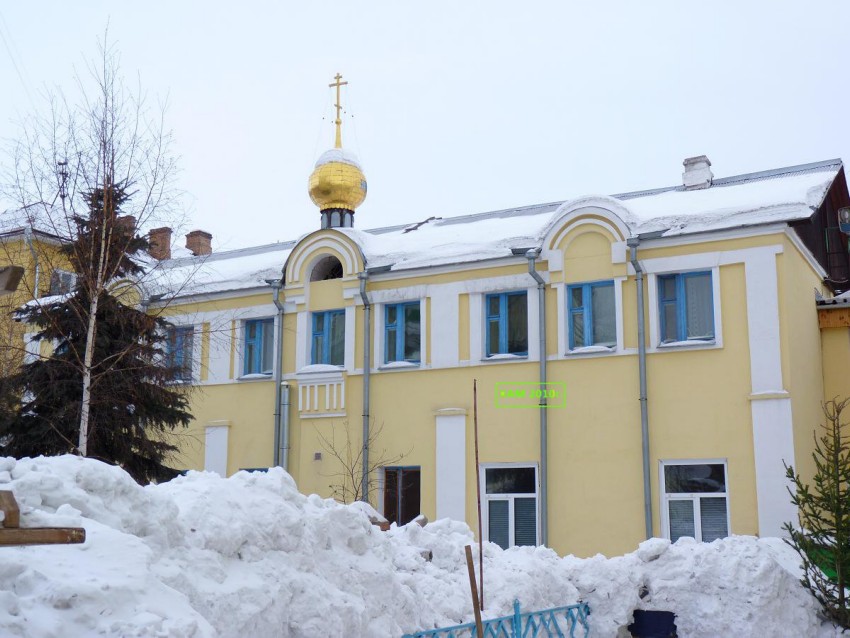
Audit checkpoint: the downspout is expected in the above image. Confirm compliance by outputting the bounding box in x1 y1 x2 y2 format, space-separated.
23 226 39 299
270 280 287 469
526 249 548 547
358 271 371 502
627 237 653 539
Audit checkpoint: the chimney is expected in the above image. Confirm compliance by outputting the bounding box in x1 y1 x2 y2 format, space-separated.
116 215 137 235
148 227 172 260
682 155 713 190
186 230 212 256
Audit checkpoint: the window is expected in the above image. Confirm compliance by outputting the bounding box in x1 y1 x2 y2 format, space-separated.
384 302 421 364
166 326 194 382
658 272 714 343
485 292 528 356
383 466 421 526
482 465 538 549
568 281 615 349
661 461 729 543
47 269 75 296
243 318 274 375
310 256 343 281
311 310 345 366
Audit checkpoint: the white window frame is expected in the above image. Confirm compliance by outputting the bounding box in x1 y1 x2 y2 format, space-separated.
479 462 540 547
376 298 426 370
239 315 275 379
659 458 731 543
646 263 723 351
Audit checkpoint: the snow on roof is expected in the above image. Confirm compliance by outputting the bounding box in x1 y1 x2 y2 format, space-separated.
149 240 295 298
314 147 363 170
154 159 841 298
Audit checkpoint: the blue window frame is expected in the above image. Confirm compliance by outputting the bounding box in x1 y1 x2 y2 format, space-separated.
658 271 714 343
384 302 421 364
166 325 194 382
567 281 615 349
485 291 528 356
243 318 274 375
312 309 345 365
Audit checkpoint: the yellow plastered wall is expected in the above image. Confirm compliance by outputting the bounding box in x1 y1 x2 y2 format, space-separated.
163 228 829 558
822 328 850 401
780 240 830 486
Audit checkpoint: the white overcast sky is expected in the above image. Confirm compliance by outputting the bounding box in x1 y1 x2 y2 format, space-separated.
2 1 849 251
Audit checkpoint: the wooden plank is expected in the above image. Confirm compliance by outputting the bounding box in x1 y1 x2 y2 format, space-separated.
819 308 850 328
0 527 85 546
0 491 20 528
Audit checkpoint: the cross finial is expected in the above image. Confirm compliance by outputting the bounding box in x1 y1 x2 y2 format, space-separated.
329 73 348 149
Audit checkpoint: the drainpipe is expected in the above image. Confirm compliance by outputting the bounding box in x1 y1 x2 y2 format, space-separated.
526 249 548 547
269 279 287 469
23 226 39 299
358 271 371 503
627 237 653 539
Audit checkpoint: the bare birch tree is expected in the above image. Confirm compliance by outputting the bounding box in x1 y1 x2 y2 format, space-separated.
1 34 187 462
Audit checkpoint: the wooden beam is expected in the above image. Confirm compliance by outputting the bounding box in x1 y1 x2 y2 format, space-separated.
0 491 20 528
819 307 850 328
0 527 85 546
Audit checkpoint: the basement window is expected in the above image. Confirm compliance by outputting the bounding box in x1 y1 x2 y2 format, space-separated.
661 461 729 543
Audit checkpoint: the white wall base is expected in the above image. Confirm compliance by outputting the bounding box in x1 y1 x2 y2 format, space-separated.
435 410 466 521
204 424 230 476
751 398 797 537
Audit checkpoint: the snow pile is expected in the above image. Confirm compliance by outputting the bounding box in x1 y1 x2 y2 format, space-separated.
0 455 841 637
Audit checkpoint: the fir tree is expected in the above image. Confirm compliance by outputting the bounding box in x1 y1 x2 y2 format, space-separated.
0 183 192 484
784 398 850 629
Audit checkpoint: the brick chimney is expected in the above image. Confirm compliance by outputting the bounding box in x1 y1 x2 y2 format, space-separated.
116 215 137 235
682 155 714 190
186 230 212 256
148 227 172 260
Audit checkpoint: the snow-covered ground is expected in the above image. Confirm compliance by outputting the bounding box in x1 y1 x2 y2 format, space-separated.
0 455 840 637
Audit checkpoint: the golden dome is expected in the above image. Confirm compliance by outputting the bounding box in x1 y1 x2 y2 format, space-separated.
308 148 367 212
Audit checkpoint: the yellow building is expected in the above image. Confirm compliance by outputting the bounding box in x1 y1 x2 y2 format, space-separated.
12 81 849 557
0 224 76 370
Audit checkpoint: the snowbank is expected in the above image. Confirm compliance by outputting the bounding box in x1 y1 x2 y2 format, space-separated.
0 456 840 637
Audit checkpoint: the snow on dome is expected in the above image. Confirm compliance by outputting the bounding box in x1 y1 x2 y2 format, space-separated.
0 455 842 637
314 147 362 170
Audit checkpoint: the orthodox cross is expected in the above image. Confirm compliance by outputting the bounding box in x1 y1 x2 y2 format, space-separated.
329 73 348 148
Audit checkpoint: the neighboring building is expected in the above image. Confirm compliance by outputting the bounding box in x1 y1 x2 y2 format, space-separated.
0 225 73 370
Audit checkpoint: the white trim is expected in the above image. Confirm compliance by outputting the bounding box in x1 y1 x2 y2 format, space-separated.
435 413 466 521
547 217 625 265
638 223 789 250
204 424 230 476
344 306 355 372
286 234 360 284
469 292 483 362
614 276 625 351
750 397 797 537
784 227 828 280
295 311 307 371
527 286 540 361
364 256 527 282
646 266 723 352
431 287 459 367
479 462 540 547
744 250 783 393
375 299 426 370
659 458 730 542
555 284 566 355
